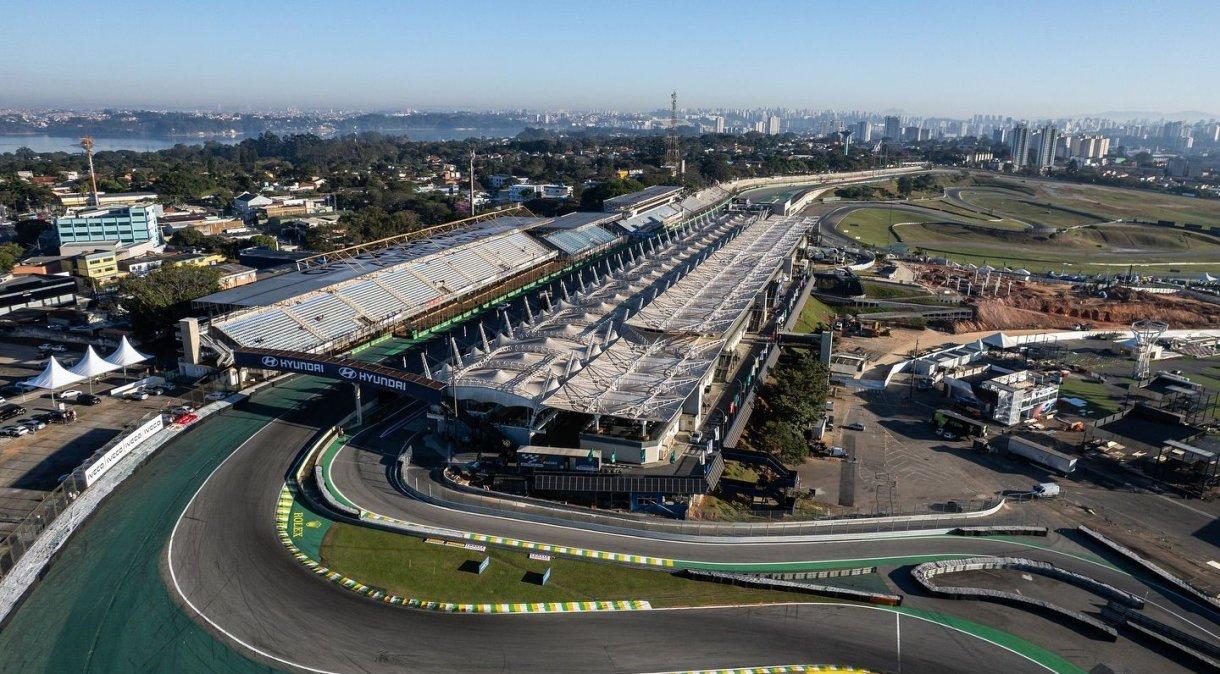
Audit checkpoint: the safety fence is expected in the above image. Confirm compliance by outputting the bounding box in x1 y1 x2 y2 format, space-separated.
0 408 162 581
755 566 877 582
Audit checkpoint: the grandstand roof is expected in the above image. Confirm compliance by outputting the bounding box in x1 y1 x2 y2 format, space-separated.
442 210 757 422
627 215 810 338
603 185 683 211
209 217 556 352
538 211 621 230
539 222 621 257
197 216 546 309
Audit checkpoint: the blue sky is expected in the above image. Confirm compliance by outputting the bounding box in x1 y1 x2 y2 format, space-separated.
1 0 1217 116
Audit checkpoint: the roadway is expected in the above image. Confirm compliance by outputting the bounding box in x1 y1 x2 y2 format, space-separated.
165 390 1048 674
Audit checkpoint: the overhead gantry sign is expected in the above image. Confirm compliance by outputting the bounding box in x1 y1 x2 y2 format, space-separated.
233 348 445 403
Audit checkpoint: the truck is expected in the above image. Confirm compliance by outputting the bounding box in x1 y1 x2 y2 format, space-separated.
1031 482 1060 498
932 409 989 438
1006 436 1077 474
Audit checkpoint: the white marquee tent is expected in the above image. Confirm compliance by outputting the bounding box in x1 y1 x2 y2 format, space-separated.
69 346 120 378
105 336 151 369
24 356 84 398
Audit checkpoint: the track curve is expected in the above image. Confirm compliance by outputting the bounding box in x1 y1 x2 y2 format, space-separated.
166 396 1050 674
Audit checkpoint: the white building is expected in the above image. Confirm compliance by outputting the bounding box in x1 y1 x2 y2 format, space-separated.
980 370 1059 426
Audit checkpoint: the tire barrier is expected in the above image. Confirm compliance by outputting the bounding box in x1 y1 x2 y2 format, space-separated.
911 557 1134 640
1078 525 1220 615
1101 601 1220 671
679 569 902 607
756 567 878 582
953 525 1048 537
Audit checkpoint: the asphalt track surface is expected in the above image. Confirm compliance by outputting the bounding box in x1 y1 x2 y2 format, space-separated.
166 390 1047 674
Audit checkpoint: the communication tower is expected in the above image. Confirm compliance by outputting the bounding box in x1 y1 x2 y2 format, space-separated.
79 137 100 206
666 91 682 176
1130 320 1168 381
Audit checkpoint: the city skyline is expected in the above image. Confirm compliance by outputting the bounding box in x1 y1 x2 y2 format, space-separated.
2 1 1218 117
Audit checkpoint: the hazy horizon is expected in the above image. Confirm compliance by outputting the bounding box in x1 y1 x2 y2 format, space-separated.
2 0 1218 118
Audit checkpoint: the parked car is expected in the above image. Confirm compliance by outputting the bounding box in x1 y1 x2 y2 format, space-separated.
204 391 229 401
50 344 67 353
827 446 847 458
844 422 866 431
170 405 195 415
127 391 150 401
1 425 29 437
19 419 46 432
59 389 83 400
146 387 164 396
76 394 102 406
37 343 55 352
0 404 27 421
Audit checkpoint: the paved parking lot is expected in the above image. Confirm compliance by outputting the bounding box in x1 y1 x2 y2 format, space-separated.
0 338 201 539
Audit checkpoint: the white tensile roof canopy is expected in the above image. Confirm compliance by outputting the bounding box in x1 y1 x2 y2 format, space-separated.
105 336 151 368
25 356 84 391
69 346 120 378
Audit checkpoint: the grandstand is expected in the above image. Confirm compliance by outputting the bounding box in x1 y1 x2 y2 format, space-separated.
628 215 811 338
533 212 624 258
204 217 557 353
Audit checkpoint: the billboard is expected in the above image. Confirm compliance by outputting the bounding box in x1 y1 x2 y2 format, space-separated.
233 349 445 402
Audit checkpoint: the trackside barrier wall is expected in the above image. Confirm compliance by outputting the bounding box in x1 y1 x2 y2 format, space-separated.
954 525 1048 537
1078 525 1220 614
912 558 1131 640
1101 602 1220 670
407 460 1006 542
0 380 282 628
680 569 902 607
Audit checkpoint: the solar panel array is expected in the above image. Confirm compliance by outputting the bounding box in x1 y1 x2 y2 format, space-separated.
213 230 556 351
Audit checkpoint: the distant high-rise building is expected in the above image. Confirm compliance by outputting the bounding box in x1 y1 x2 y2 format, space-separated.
1035 124 1057 169
1010 123 1031 168
713 116 725 133
992 127 1007 144
766 115 781 135
855 120 871 142
883 115 901 140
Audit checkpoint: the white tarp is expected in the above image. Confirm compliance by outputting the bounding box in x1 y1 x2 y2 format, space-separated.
24 356 84 391
68 345 120 378
105 336 151 368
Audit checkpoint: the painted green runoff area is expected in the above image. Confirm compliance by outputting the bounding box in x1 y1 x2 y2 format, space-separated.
0 377 329 673
318 432 358 511
894 606 1087 674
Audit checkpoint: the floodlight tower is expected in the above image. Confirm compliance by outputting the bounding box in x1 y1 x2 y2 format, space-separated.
79 137 100 206
839 129 853 155
1130 319 1168 381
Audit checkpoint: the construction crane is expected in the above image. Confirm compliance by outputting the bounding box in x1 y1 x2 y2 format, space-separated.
79 136 100 206
665 91 682 177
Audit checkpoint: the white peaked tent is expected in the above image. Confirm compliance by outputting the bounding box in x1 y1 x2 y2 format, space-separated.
105 336 151 368
69 345 121 393
25 356 84 400
69 346 120 378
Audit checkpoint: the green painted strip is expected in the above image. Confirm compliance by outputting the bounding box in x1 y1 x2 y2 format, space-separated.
678 553 972 573
892 606 1086 674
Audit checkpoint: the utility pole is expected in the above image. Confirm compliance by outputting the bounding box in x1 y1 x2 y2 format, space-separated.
469 150 477 216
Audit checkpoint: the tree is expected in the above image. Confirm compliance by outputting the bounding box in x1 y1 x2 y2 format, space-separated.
756 419 809 465
120 266 221 338
0 242 23 274
579 178 643 211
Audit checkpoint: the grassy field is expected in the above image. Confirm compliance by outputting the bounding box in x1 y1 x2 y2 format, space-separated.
957 190 1103 229
722 460 761 483
836 207 938 246
793 296 836 332
319 523 827 608
861 280 932 300
972 177 1220 226
1057 377 1125 416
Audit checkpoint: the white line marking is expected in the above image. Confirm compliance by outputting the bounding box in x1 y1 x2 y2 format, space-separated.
167 394 342 674
895 610 902 673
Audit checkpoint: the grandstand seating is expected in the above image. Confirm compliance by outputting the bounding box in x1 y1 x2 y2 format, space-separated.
212 228 556 352
542 225 620 256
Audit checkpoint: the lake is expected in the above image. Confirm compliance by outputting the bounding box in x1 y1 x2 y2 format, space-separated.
0 127 528 155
